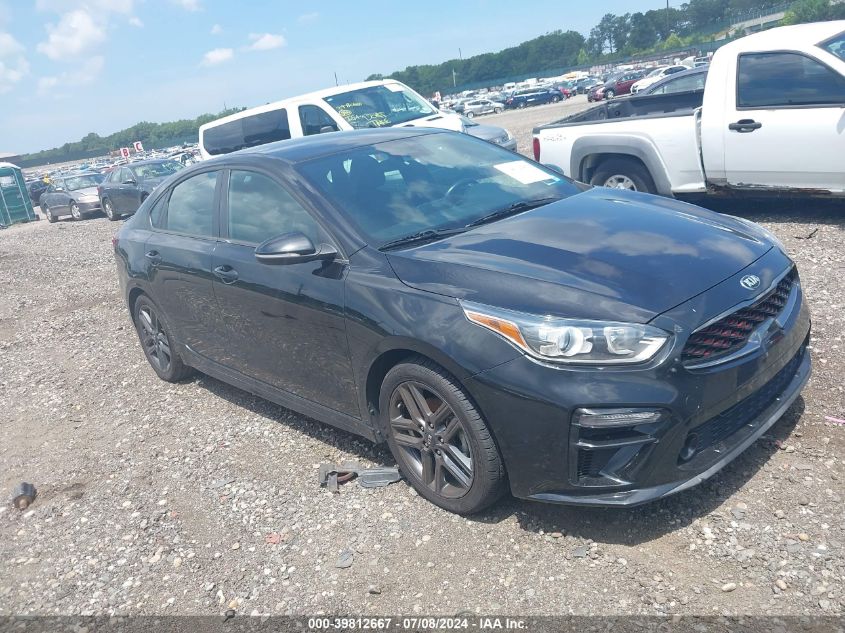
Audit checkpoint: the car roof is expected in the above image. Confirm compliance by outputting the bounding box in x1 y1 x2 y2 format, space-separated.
204 127 440 166
645 66 708 92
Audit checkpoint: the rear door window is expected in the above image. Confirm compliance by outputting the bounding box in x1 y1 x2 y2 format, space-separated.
204 109 291 155
160 171 219 237
738 52 845 107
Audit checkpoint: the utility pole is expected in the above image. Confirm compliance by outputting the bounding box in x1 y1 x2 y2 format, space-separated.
334 72 339 86
666 0 670 38
452 68 457 88
458 48 463 61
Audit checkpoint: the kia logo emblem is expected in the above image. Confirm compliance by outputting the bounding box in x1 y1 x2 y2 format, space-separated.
740 275 761 290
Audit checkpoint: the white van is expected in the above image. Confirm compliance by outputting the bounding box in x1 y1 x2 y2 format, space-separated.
198 80 465 160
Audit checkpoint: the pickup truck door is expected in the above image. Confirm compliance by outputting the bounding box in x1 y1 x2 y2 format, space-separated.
720 50 845 192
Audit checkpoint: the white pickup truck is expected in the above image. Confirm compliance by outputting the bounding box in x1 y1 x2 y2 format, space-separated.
533 21 845 198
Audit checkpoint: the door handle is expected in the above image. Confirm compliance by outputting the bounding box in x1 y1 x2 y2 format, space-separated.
729 119 762 133
213 265 239 284
145 250 161 263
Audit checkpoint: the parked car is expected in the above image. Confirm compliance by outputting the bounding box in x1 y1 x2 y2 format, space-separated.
504 87 562 109
534 21 845 198
98 159 183 221
198 79 464 160
39 172 105 223
455 99 505 118
639 66 709 96
631 65 689 93
26 179 49 205
601 70 648 99
460 116 517 151
115 127 810 514
575 76 602 94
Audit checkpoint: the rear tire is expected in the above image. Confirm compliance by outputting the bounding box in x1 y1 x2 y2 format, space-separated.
494 107 503 114
132 295 194 382
104 198 118 221
605 89 616 99
379 357 506 515
591 157 656 194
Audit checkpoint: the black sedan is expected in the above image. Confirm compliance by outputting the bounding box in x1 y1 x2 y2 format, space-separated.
98 159 183 221
114 128 810 514
39 173 105 222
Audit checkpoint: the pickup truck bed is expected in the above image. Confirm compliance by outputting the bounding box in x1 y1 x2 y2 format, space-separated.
536 91 704 128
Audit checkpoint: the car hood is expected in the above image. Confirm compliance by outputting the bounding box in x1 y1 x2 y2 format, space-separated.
71 186 99 198
386 188 772 323
466 123 509 143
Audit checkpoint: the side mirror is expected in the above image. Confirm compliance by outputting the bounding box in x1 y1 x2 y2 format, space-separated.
319 125 337 134
254 231 338 265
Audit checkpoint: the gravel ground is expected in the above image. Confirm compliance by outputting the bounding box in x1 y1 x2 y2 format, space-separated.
1 104 844 617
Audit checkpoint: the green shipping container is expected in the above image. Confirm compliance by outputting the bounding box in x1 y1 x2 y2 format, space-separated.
0 162 38 227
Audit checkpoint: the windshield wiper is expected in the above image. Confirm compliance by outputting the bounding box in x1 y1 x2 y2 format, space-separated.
379 227 468 251
465 197 562 228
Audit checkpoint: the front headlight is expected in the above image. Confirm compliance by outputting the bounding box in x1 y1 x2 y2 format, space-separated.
461 301 669 365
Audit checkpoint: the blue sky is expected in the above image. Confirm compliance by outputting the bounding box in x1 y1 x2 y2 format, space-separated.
0 0 667 154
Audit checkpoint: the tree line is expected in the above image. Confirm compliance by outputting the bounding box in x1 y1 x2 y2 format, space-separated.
369 0 844 95
17 108 245 168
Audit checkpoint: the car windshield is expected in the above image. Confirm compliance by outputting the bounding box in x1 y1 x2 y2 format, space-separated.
324 85 436 129
132 161 183 179
64 174 104 190
297 132 580 247
821 31 845 61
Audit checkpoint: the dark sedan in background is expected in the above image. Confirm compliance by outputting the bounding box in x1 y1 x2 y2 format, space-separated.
114 128 810 515
504 87 562 109
98 159 183 220
637 66 708 95
39 172 105 222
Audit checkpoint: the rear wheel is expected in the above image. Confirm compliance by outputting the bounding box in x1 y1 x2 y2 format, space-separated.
494 107 503 114
104 198 118 221
132 295 194 382
380 357 506 515
552 95 561 103
517 101 526 109
70 202 82 221
591 157 656 194
605 89 616 99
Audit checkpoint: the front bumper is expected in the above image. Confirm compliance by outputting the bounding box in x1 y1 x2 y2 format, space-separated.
78 200 102 213
465 255 811 507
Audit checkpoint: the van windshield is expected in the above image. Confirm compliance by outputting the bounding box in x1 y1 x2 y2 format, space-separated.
324 85 436 129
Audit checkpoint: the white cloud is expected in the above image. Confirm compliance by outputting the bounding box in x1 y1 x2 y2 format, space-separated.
128 16 143 28
37 55 103 96
37 9 106 60
36 0 133 13
297 12 319 24
210 23 223 35
247 33 286 51
0 32 28 94
172 0 201 11
201 47 233 66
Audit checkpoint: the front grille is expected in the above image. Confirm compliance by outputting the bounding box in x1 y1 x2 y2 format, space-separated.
683 349 803 459
682 269 796 364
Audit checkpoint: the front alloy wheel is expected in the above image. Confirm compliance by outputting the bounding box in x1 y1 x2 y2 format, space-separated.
70 202 82 220
389 381 474 498
380 358 506 514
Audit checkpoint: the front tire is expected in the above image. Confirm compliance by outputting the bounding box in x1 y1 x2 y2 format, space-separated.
70 202 82 221
494 107 503 114
605 89 615 99
466 111 474 118
43 205 56 223
132 295 194 382
103 198 118 221
379 357 506 515
590 157 656 194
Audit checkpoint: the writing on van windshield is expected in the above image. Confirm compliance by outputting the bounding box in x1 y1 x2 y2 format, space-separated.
333 102 392 129
325 85 435 129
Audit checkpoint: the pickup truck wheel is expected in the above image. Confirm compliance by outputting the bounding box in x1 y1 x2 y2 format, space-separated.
591 158 656 194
